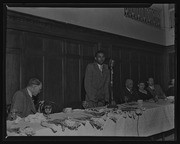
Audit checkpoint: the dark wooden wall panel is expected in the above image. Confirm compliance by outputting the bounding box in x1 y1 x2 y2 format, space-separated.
6 29 22 105
44 57 63 111
44 38 63 56
154 56 161 84
139 54 147 82
66 40 80 55
6 53 20 105
169 53 175 79
21 55 43 103
111 46 121 103
81 42 98 57
65 58 80 107
130 51 139 87
6 29 23 49
64 40 80 108
24 32 43 54
146 54 155 78
121 49 130 85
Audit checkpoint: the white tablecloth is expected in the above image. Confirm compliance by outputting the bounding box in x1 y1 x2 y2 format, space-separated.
6 99 174 137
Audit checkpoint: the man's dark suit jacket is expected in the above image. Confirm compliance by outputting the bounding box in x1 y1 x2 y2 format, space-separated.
121 87 139 103
146 84 166 99
84 62 110 104
10 88 36 118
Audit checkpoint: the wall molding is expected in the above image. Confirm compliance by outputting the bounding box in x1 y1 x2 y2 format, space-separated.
6 9 165 53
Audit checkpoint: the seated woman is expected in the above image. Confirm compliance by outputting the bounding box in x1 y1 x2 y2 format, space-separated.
137 81 153 101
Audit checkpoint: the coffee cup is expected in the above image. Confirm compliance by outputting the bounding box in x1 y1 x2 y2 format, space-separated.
64 108 72 113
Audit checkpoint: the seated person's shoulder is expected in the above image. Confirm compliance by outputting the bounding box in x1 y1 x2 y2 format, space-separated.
14 90 24 98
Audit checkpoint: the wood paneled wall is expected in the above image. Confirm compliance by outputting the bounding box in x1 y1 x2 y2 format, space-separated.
6 10 168 110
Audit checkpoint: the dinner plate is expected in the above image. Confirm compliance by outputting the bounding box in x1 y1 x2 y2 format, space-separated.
72 109 84 112
126 102 138 106
120 107 138 111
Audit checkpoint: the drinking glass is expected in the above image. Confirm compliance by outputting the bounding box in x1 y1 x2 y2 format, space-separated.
44 105 52 119
10 109 18 121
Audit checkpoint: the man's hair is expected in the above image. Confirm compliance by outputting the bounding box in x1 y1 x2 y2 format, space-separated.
27 78 41 87
138 80 145 84
94 50 105 58
126 79 134 85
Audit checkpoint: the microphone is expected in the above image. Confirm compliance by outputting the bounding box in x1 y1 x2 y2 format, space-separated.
109 59 115 68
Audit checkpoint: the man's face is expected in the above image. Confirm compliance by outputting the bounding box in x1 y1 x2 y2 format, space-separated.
32 84 42 96
126 80 133 90
95 53 105 65
138 83 145 90
148 78 154 86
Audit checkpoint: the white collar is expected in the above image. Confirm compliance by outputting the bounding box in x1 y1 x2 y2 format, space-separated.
97 63 103 70
149 85 154 89
27 88 32 97
126 87 131 92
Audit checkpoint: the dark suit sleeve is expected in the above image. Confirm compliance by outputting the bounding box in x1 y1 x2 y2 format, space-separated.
132 89 139 101
11 91 24 116
147 90 153 100
84 64 97 102
156 85 166 98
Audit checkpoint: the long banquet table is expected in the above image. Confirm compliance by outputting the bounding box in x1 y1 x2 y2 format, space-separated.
6 99 174 137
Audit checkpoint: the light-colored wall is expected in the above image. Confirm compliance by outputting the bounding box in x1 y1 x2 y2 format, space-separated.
7 6 174 46
163 4 175 46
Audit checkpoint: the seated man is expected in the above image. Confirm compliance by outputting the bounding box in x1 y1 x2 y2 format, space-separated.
146 77 166 100
121 79 139 103
9 78 42 119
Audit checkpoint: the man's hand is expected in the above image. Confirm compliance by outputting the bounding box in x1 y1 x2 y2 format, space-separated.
124 96 128 103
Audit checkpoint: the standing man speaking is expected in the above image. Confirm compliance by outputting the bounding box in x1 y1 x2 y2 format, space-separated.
84 50 110 108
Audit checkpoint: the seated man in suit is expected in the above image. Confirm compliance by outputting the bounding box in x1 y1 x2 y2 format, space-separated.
146 77 166 100
121 79 139 103
9 78 42 119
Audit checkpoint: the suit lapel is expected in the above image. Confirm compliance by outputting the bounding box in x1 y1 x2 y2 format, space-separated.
94 63 103 76
126 88 132 94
